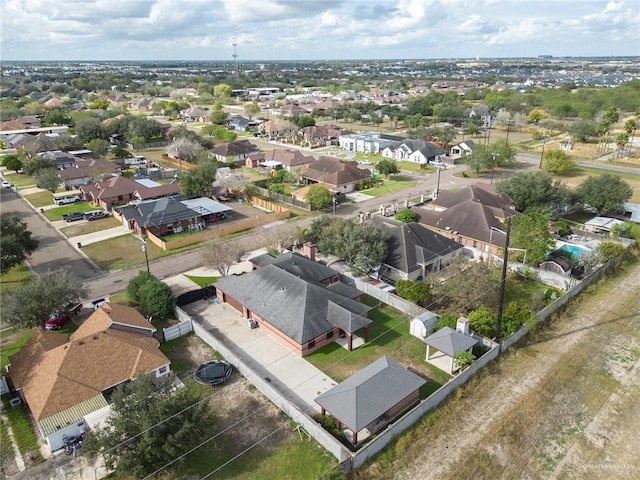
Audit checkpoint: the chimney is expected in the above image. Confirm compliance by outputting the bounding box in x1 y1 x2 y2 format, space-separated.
456 317 470 336
302 242 316 261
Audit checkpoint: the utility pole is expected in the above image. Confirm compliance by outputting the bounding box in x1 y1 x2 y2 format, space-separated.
133 234 150 274
538 134 548 169
232 38 239 80
435 165 442 199
495 217 511 343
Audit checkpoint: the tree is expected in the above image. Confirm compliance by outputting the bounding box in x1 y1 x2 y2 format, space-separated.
167 137 203 164
429 258 501 313
488 139 517 166
376 159 399 177
243 101 260 121
496 171 573 213
83 374 215 478
309 217 387 275
203 237 243 277
623 118 637 154
1 217 39 274
527 108 548 124
22 155 55 176
75 117 107 143
614 132 629 158
42 108 71 126
259 223 297 256
209 109 228 125
463 144 491 177
179 161 218 197
54 133 85 152
87 138 110 158
305 184 334 210
467 306 497 338
597 241 627 262
214 83 232 100
569 120 597 142
542 149 576 175
2 154 23 173
87 98 110 110
509 211 556 266
502 301 533 337
576 174 633 214
33 167 62 193
454 351 475 370
126 271 154 305
395 208 418 223
139 278 176 321
111 146 130 159
1 270 88 328
435 313 458 330
295 114 316 128
395 280 430 305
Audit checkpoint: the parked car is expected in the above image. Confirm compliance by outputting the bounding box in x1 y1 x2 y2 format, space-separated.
84 210 109 221
62 211 86 222
2 180 12 188
45 302 82 330
429 160 445 168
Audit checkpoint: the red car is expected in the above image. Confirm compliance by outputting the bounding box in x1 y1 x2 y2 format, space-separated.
45 302 82 330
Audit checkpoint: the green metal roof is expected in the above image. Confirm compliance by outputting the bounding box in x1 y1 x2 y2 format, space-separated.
37 394 108 436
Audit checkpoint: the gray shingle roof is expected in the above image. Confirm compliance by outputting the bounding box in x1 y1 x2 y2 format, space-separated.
315 356 426 433
425 327 477 356
250 252 337 283
373 217 463 275
215 264 370 343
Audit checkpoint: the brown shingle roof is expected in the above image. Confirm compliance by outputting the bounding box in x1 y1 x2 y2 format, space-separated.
302 157 370 188
8 304 168 422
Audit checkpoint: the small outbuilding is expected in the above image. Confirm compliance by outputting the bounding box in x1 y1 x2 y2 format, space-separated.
409 311 439 339
425 318 478 374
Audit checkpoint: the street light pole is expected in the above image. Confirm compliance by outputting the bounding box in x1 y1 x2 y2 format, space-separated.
133 234 150 274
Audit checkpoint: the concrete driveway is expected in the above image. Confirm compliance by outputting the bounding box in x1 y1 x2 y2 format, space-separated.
184 301 338 415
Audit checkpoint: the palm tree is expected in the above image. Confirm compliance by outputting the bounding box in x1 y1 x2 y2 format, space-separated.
624 118 637 155
614 132 629 159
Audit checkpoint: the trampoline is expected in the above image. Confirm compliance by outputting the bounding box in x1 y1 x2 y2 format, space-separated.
193 360 232 385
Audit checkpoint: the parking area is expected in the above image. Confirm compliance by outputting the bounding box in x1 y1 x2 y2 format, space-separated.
184 300 338 415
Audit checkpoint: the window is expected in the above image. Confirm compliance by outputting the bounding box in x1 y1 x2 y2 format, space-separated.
457 236 463 244
308 340 316 349
326 331 334 340
473 241 478 248
158 366 168 375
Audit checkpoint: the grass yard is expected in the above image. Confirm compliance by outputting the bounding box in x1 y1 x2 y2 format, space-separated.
396 161 435 174
184 275 219 287
306 295 451 392
59 216 121 236
554 166 640 202
0 264 32 293
506 278 555 313
1 328 35 370
363 176 417 198
24 191 53 208
43 202 96 221
0 398 43 462
1 172 36 189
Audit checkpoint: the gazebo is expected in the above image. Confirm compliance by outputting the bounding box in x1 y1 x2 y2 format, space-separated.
425 325 478 374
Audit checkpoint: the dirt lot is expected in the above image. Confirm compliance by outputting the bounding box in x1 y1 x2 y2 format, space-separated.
355 258 640 480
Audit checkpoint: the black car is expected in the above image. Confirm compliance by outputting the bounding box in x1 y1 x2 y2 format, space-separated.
62 211 85 222
84 211 109 221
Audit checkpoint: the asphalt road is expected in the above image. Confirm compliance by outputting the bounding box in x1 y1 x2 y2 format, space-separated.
3 151 636 301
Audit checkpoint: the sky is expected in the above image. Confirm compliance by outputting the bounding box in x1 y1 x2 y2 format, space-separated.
1 0 639 61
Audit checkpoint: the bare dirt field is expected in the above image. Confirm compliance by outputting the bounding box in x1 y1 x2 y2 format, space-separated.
355 258 640 480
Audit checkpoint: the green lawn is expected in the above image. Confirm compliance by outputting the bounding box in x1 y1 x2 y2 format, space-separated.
60 217 121 237
1 328 34 370
2 172 36 188
362 176 417 198
396 161 435 174
0 399 43 462
24 191 53 208
184 275 219 287
306 296 451 389
0 264 32 293
43 202 96 221
506 278 553 311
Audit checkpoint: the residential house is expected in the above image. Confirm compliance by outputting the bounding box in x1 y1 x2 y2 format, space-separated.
450 140 475 158
464 104 493 128
116 196 205 237
61 159 121 188
216 250 372 356
16 115 41 129
413 183 519 259
129 97 155 111
40 151 80 170
381 138 447 164
301 157 371 194
7 303 170 451
212 140 260 164
181 106 210 123
259 118 298 139
246 149 315 171
372 216 464 282
298 125 348 145
339 132 404 154
315 356 426 444
81 176 179 210
226 115 252 132
13 133 58 153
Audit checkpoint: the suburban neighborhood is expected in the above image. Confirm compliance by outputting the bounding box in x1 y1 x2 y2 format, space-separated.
1 55 639 480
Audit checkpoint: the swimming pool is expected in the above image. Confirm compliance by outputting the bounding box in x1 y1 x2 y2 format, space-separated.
554 244 591 258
